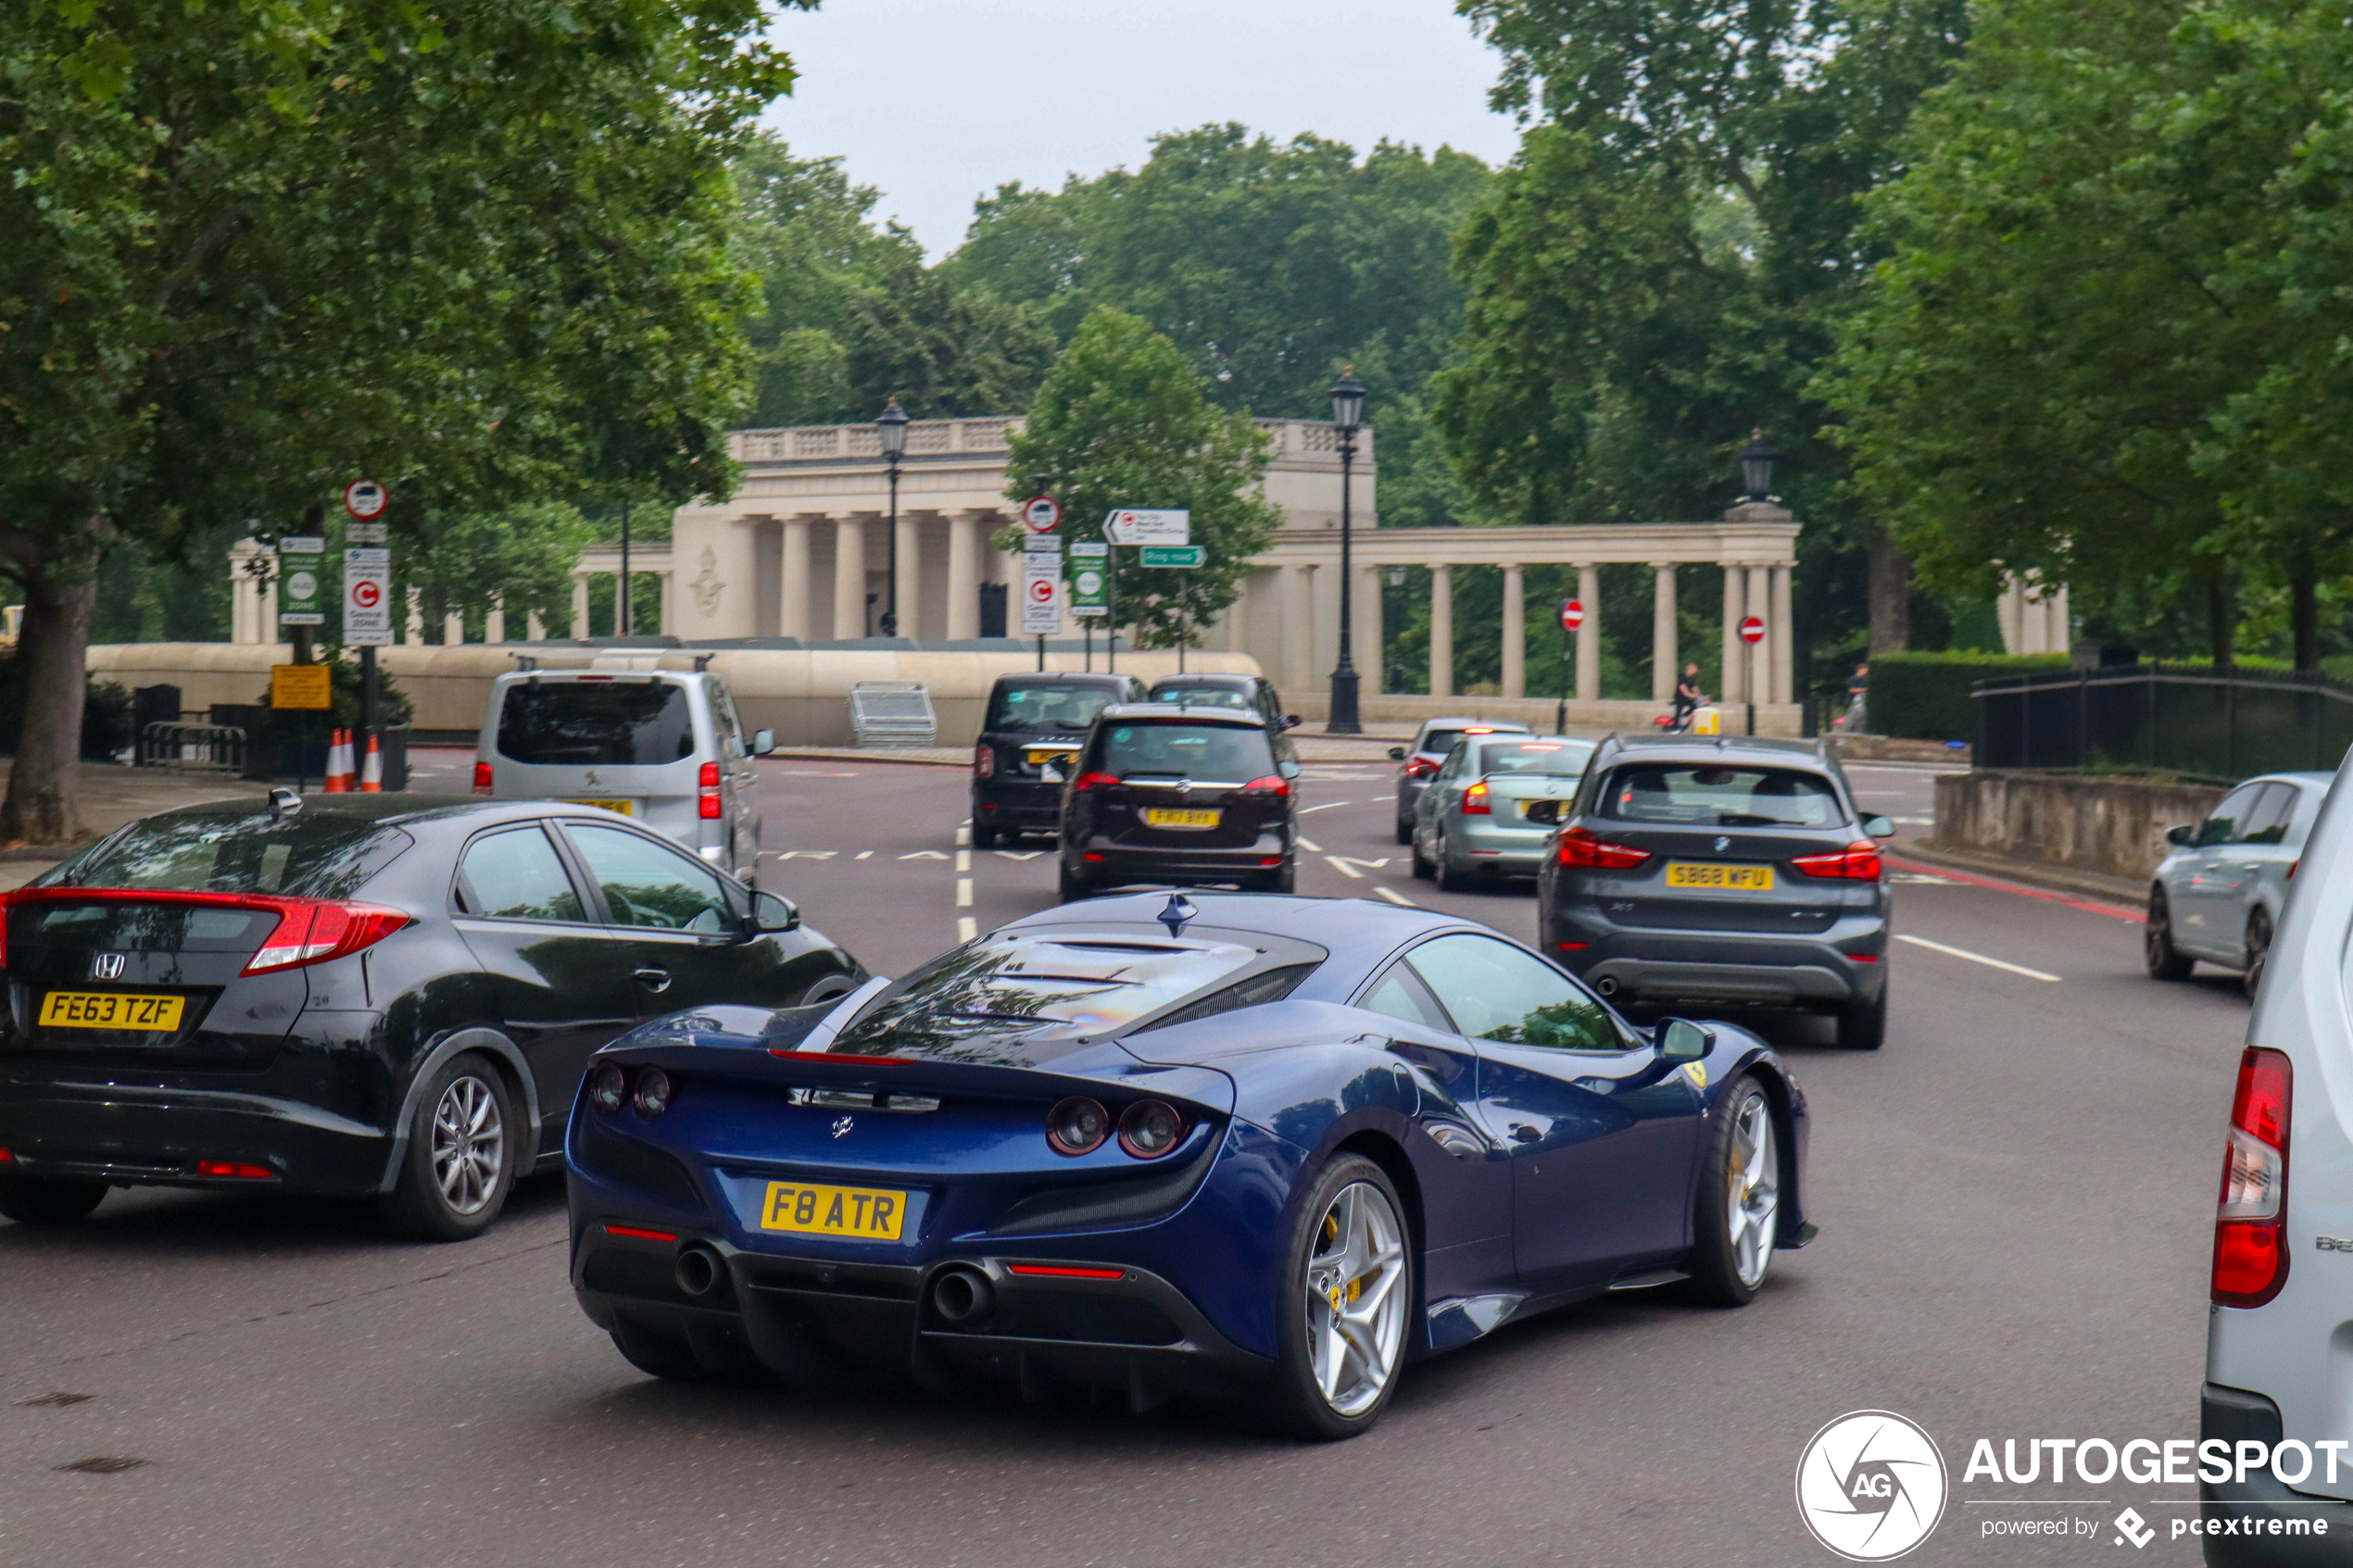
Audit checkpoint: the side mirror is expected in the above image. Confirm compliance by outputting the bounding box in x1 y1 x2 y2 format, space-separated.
752 728 775 755
2165 823 2193 847
1656 1017 1713 1062
1277 758 1302 780
751 890 799 933
1387 746 1408 761
1281 714 1302 730
1862 816 1896 839
1523 798 1566 826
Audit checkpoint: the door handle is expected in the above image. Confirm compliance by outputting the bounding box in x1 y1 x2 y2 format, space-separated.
1509 1123 1542 1144
634 967 673 992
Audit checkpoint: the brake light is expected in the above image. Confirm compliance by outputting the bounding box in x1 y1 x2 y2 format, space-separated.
975 744 995 779
1071 771 1118 793
1462 781 1491 815
472 760 493 796
195 1160 275 1180
698 759 723 819
244 900 413 973
0 889 12 970
2214 1046 2293 1308
603 1223 679 1242
699 761 720 787
1239 775 1290 798
1006 1263 1126 1279
1555 827 1654 871
1404 757 1439 779
1793 842 1882 881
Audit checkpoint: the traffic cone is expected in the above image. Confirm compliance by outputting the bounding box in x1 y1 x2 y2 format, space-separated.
359 731 383 793
323 728 352 793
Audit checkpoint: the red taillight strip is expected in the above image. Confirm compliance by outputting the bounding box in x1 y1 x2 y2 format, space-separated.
1006 1263 1126 1280
766 1049 914 1066
195 1160 275 1180
603 1223 679 1242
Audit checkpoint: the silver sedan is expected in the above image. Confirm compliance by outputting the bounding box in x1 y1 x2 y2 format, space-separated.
1410 735 1597 892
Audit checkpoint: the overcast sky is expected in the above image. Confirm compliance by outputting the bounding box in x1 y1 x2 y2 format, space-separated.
761 0 1529 257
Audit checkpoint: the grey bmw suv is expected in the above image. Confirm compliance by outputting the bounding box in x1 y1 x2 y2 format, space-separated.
1531 734 1896 1048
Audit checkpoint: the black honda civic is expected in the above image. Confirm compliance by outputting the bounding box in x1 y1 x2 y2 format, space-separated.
0 793 861 1239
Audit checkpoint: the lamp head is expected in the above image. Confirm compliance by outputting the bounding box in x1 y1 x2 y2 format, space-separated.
1328 368 1366 432
876 396 911 458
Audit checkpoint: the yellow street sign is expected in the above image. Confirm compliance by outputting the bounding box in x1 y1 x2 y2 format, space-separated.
271 664 332 710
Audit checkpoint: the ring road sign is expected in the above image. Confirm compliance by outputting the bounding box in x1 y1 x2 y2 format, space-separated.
1139 545 1206 569
344 478 389 521
1740 615 1766 646
1022 495 1061 533
1560 598 1585 633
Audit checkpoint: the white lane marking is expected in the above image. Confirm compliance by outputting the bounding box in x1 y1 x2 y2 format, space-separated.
1372 885 1417 907
769 850 837 859
1323 855 1363 879
991 849 1047 861
956 823 971 848
1891 872 1957 885
855 850 874 860
899 850 950 860
1894 933 2060 982
955 849 971 872
1298 835 1324 853
1299 800 1354 813
956 878 973 908
957 917 977 943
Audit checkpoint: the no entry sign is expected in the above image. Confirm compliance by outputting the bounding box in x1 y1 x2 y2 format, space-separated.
1740 615 1767 646
1560 598 1585 633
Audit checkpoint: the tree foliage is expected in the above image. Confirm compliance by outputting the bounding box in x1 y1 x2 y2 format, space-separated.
1003 309 1279 650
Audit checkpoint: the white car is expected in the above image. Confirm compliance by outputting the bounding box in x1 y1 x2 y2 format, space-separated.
2146 771 2333 998
2200 756 2353 1559
473 660 769 884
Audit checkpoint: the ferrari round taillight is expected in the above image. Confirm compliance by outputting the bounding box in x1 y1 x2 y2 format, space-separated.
1046 1096 1110 1156
1117 1099 1185 1159
590 1064 627 1114
633 1066 673 1119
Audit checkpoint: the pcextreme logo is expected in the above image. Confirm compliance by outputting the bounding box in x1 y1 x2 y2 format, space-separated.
1795 1410 1951 1562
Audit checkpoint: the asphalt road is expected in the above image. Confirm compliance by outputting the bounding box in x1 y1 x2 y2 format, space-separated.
0 756 2258 1566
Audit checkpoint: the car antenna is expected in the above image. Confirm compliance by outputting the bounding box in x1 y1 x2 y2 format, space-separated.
266 786 303 820
1157 893 1198 936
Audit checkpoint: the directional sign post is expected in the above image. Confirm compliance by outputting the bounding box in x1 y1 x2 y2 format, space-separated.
1104 508 1189 546
1138 545 1206 570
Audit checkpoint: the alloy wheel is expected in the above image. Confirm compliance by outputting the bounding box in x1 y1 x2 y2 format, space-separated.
1728 1093 1780 1288
1302 1182 1409 1417
430 1074 506 1216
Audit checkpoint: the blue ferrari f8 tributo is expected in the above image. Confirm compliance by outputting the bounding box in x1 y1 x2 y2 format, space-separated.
565 891 1813 1439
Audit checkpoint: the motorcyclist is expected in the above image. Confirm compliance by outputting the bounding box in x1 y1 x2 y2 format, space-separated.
1669 662 1707 729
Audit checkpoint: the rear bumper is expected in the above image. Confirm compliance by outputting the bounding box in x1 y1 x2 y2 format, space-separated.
0 1074 393 1193
973 781 1062 829
1551 922 1887 1007
2197 1384 2353 1565
1446 821 1553 874
1075 845 1289 886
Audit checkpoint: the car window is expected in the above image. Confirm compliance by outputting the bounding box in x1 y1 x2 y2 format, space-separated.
1151 683 1254 712
38 811 412 899
497 680 694 766
2197 784 2269 847
709 682 742 756
567 823 733 933
460 826 586 922
1476 740 1592 777
1406 934 1616 1050
2240 784 2297 847
1089 721 1276 781
1418 728 1466 759
986 680 1123 733
1359 963 1453 1032
1601 764 1843 828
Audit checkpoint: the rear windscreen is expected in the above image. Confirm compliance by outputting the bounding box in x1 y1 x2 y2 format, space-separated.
497 681 694 765
37 813 414 899
1092 721 1275 781
1601 765 1843 828
985 681 1124 734
1152 684 1254 712
1475 740 1592 777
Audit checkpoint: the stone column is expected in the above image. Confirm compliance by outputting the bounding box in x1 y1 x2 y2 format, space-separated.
484 597 506 645
1746 563 1773 713
781 517 812 640
1286 563 1316 693
658 571 675 635
1575 563 1601 702
1770 562 1794 704
945 512 980 640
1719 564 1746 704
526 610 547 642
893 512 921 638
1499 562 1526 699
406 586 426 646
1225 572 1251 654
834 516 867 639
1428 563 1453 699
443 608 466 646
1356 564 1383 694
570 575 590 640
1650 563 1678 703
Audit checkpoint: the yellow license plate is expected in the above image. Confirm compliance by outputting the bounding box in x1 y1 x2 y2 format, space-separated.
1143 807 1221 830
38 991 185 1031
759 1180 909 1240
565 798 633 815
1026 749 1079 768
1665 862 1775 892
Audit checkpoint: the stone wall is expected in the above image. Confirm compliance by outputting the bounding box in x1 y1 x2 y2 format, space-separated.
1930 770 2228 882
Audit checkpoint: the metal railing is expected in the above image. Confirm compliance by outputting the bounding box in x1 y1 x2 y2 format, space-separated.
136 721 246 773
1971 667 2353 779
848 682 937 747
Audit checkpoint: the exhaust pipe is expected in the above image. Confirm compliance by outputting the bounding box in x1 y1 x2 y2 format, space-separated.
673 1243 726 1299
1594 975 1619 997
930 1267 996 1326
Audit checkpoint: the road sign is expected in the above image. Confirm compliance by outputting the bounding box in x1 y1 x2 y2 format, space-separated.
344 547 393 647
1139 545 1206 569
1068 540 1109 558
1560 598 1585 633
1070 564 1108 616
343 478 389 521
271 664 332 710
1740 615 1766 646
346 520 387 545
278 535 325 626
1020 559 1063 634
1025 531 1062 554
1021 495 1062 533
1105 508 1189 545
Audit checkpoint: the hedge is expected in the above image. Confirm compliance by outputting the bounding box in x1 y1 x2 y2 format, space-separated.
1862 651 2070 742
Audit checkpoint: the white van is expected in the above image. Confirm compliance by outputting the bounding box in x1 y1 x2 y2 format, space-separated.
473 659 770 884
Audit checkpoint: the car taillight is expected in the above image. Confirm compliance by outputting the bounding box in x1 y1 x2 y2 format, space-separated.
975 744 995 779
1462 781 1491 815
1404 757 1438 779
0 888 13 969
1555 827 1653 871
1793 842 1882 880
2214 1046 2293 1308
195 1160 276 1180
1239 775 1290 797
244 900 412 974
698 759 723 819
1071 771 1118 792
699 761 721 787
472 760 493 796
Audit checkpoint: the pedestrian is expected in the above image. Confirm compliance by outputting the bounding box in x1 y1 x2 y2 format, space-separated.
1844 661 1869 734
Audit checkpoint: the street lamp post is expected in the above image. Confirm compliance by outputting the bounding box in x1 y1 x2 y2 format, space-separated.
877 397 910 638
1327 369 1366 734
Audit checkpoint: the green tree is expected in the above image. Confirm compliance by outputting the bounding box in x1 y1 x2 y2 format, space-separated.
399 501 599 638
1 0 793 842
1003 308 1279 649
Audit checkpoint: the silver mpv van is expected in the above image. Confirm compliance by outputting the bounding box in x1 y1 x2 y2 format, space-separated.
474 660 771 884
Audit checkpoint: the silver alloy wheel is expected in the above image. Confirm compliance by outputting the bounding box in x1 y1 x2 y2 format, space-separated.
431 1074 505 1217
1728 1093 1780 1289
1302 1181 1409 1417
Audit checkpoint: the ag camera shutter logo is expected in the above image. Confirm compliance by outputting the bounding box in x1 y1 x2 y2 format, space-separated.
1795 1410 1948 1561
